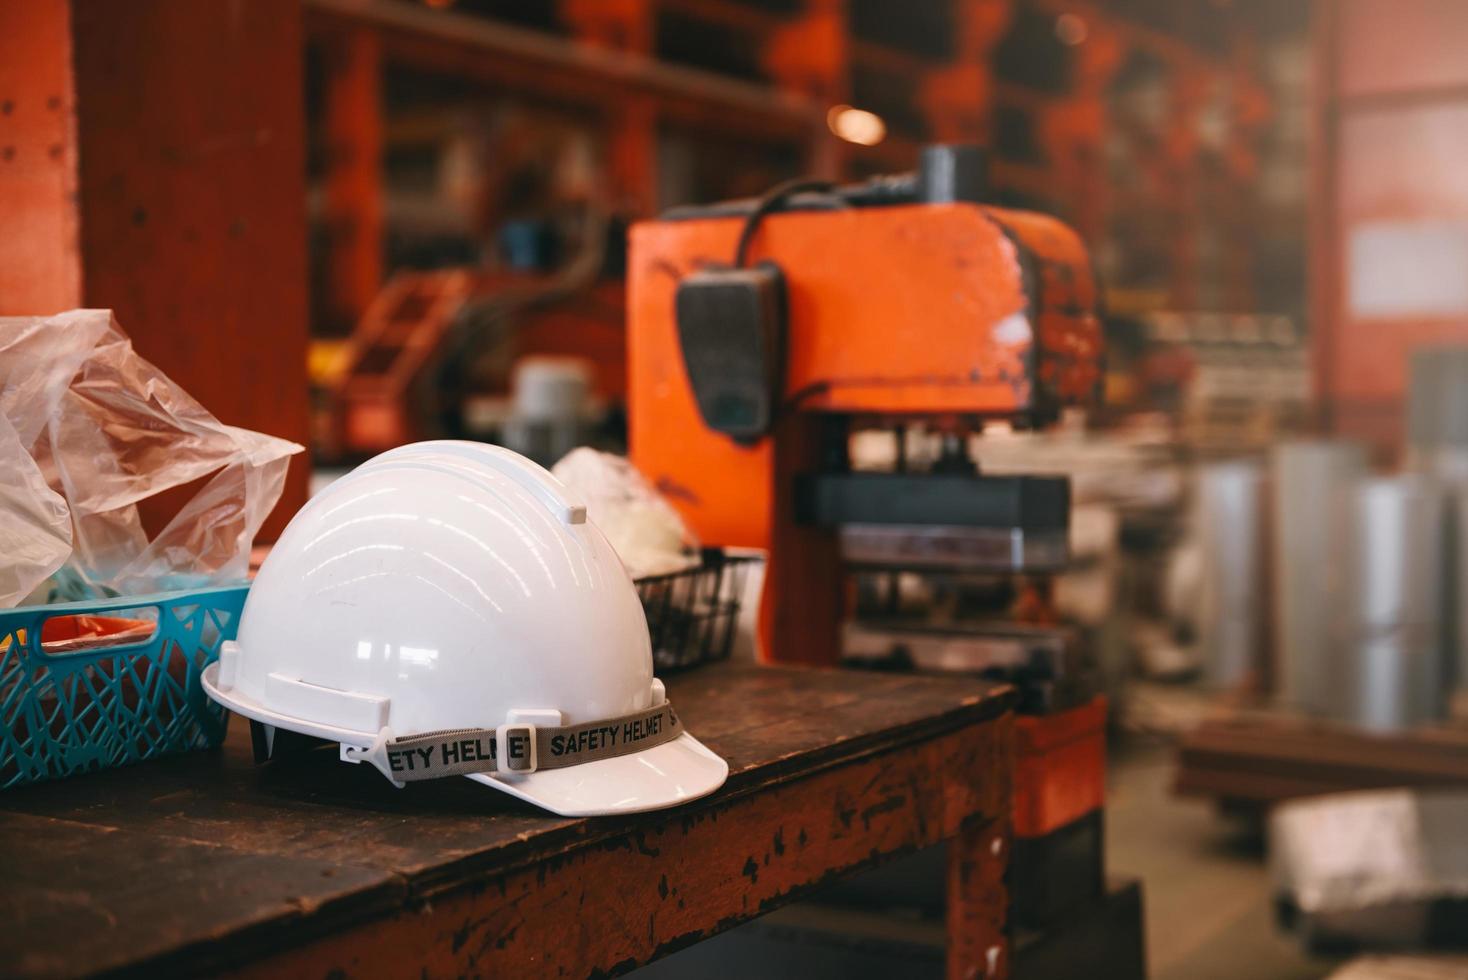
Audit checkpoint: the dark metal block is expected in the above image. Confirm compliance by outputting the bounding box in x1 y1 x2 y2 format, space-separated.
796 472 1070 529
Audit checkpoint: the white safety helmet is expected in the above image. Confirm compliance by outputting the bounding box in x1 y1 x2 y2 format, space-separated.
202 441 728 816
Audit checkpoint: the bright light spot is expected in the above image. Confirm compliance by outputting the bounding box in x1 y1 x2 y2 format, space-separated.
827 105 886 147
993 312 1032 346
399 646 439 668
1056 13 1088 45
421 0 457 8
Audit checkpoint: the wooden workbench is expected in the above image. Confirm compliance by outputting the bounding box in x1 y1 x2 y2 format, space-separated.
0 663 1014 979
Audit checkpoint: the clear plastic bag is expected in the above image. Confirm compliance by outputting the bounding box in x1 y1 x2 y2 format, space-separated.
0 310 302 606
551 447 700 579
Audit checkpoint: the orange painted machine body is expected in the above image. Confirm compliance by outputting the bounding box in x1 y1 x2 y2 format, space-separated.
628 198 1101 665
1014 696 1107 838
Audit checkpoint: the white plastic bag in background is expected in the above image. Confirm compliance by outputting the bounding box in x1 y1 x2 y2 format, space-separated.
551 447 700 579
0 310 303 606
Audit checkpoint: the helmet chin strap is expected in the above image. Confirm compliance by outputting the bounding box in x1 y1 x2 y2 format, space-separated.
341 701 683 786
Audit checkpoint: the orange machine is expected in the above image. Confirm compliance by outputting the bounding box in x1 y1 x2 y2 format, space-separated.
628 144 1102 667
628 145 1124 955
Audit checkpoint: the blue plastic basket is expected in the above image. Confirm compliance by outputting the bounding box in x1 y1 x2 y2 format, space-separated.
0 585 248 789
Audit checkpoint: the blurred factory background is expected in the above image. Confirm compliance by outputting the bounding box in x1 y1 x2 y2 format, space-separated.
298 0 1314 464
5 2 1468 978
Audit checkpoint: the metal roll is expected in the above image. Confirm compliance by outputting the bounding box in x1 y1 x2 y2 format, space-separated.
1196 460 1267 689
1330 476 1446 731
1407 347 1468 479
1271 441 1367 713
1405 350 1468 717
1451 488 1468 717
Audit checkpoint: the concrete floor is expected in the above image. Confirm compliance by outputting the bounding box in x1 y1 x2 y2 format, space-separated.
1106 737 1344 980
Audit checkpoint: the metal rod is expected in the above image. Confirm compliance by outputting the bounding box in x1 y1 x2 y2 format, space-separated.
306 0 821 125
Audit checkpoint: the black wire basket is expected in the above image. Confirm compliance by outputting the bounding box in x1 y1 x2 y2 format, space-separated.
636 548 757 672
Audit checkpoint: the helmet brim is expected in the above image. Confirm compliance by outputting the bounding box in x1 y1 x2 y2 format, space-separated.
466 731 728 816
204 663 728 816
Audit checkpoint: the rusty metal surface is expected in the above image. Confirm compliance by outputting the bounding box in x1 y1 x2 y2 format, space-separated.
0 663 1015 978
232 716 1014 980
949 814 1012 980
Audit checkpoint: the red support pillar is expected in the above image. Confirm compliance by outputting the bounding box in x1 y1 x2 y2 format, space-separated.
320 26 384 334
0 0 81 313
564 0 658 216
921 0 1013 147
764 0 849 180
608 95 659 217
0 0 312 538
1038 18 1122 249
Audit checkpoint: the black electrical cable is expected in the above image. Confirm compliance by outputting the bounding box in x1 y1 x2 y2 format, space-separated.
732 177 840 268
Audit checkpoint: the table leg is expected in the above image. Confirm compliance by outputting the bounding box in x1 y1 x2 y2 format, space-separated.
948 815 1009 980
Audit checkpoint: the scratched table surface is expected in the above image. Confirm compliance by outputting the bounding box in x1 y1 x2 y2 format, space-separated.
0 663 1012 978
